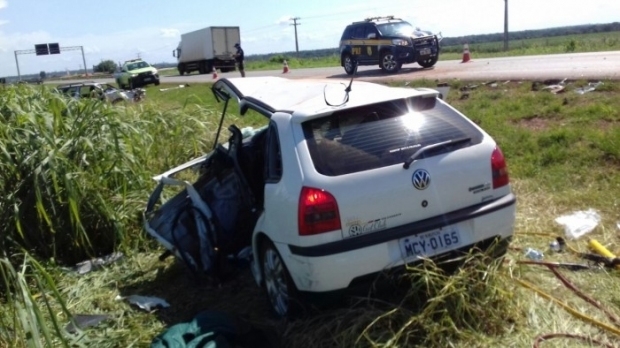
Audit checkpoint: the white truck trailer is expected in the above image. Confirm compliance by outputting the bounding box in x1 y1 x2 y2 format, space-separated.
173 26 240 75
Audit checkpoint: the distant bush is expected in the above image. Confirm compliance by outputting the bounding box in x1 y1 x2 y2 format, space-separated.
94 59 118 74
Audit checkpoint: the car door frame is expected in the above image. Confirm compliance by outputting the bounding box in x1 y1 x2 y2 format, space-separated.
350 24 368 62
363 24 380 64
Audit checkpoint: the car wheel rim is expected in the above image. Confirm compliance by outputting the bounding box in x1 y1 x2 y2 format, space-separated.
382 54 397 71
263 248 289 316
344 57 353 72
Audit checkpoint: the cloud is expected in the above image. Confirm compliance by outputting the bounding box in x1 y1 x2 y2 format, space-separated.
160 28 180 38
277 16 292 26
0 0 7 28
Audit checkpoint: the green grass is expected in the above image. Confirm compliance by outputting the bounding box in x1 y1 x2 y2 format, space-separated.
2 80 620 347
440 31 620 60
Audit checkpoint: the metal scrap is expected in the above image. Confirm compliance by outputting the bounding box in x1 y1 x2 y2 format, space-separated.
65 314 111 333
70 252 124 275
541 78 568 94
116 294 170 311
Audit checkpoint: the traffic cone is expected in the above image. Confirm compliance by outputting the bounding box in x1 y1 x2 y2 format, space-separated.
282 60 289 74
212 67 218 79
461 44 472 63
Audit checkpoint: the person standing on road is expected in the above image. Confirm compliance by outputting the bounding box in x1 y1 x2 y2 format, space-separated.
234 43 245 78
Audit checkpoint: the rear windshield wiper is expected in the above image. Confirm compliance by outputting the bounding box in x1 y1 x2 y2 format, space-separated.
403 137 471 169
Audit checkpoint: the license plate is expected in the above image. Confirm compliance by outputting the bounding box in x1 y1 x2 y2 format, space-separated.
143 78 151 82
419 48 431 56
399 228 461 260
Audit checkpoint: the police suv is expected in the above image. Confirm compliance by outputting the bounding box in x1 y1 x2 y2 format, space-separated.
339 16 441 75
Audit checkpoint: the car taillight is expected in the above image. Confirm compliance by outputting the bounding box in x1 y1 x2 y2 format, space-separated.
491 146 509 189
298 186 341 236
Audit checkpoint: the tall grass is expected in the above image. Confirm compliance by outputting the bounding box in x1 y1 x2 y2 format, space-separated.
284 248 518 347
0 84 221 346
0 85 219 265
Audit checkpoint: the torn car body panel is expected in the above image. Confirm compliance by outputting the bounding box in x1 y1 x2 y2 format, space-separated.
144 125 263 277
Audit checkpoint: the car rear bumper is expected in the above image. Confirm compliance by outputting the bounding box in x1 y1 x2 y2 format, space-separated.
280 193 516 292
299 235 511 303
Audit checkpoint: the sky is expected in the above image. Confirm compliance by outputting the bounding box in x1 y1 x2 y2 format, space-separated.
0 0 619 77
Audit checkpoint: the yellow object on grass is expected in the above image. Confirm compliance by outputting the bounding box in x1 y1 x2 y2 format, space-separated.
588 239 620 270
588 239 616 258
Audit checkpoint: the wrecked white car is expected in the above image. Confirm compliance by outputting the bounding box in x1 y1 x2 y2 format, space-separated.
144 76 516 318
55 81 145 103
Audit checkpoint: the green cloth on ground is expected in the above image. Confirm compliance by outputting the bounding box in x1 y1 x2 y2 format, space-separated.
151 310 279 348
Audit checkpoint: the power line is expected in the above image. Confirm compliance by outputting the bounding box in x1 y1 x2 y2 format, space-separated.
244 23 281 34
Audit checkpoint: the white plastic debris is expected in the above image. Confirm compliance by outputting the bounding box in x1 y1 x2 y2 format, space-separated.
555 209 601 240
115 295 170 311
524 247 544 260
159 84 189 92
575 82 603 95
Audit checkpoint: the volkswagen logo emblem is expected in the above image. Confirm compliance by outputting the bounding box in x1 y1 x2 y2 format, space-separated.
412 169 431 190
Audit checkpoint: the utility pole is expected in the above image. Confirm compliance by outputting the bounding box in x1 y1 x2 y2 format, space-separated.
80 46 88 76
504 0 509 51
290 17 300 56
14 51 21 81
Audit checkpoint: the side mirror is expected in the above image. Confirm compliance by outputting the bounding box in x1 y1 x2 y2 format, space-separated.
367 33 377 39
240 103 249 115
172 50 176 58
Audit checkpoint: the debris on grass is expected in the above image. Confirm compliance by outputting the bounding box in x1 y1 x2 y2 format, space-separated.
524 247 544 260
575 81 603 95
542 84 566 94
64 314 111 334
151 310 280 348
159 84 190 92
69 252 124 275
555 209 601 240
460 84 478 91
116 295 170 311
549 239 562 252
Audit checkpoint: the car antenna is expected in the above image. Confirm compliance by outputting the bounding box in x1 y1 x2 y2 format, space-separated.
324 61 358 107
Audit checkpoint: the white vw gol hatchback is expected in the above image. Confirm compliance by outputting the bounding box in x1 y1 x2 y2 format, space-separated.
146 76 516 319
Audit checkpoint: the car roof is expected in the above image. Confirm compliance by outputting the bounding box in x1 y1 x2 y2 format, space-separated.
217 77 439 119
57 81 100 88
350 16 404 25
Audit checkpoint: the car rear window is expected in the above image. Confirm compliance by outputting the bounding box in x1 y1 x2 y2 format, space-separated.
302 97 483 176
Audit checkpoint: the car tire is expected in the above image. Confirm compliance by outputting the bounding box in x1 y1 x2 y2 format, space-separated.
260 240 302 319
380 51 400 74
154 80 160 86
418 56 438 68
342 54 356 75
